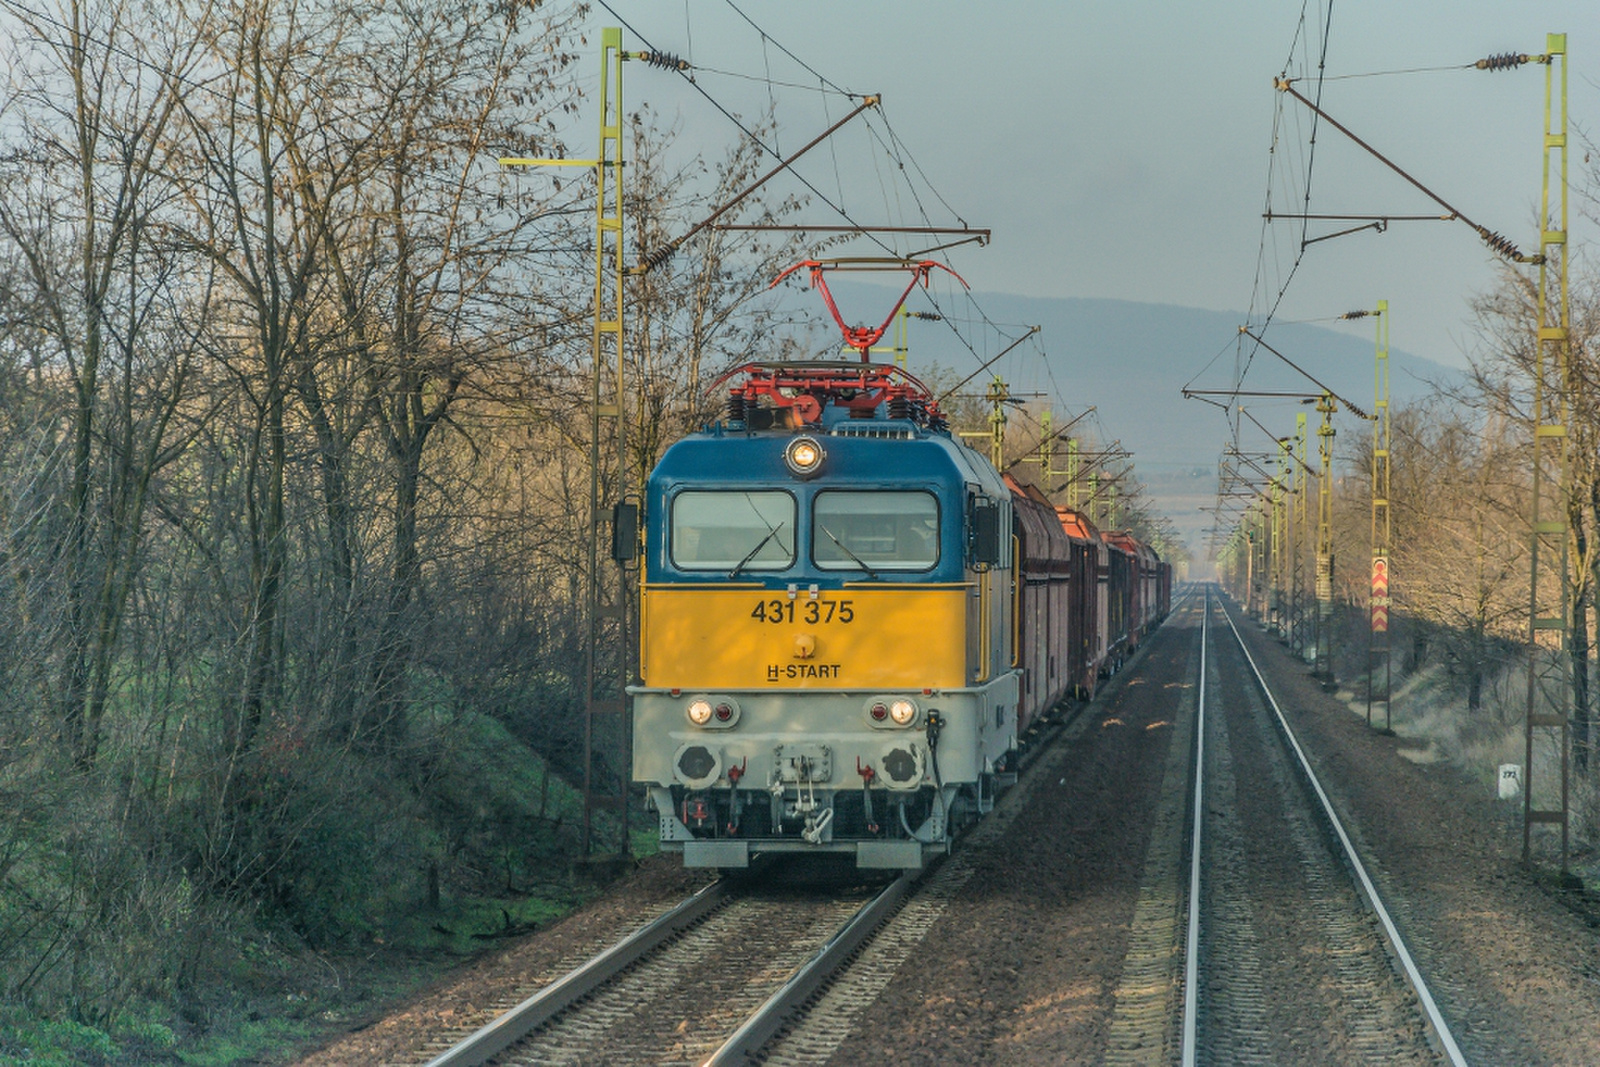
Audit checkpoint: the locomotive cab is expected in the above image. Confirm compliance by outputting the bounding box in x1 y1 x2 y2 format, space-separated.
629 362 1020 870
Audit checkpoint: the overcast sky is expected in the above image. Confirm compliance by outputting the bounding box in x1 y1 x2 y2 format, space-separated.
577 1 1597 376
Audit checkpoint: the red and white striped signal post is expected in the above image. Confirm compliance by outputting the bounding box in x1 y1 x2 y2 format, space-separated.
1369 555 1391 731
1371 556 1389 633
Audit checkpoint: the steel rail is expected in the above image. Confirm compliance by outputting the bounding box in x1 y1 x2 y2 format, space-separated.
1215 595 1469 1066
701 872 914 1066
422 878 733 1067
1179 589 1209 1066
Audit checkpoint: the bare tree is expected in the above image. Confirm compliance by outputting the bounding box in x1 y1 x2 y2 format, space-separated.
1467 259 1600 758
0 0 208 767
1377 400 1527 709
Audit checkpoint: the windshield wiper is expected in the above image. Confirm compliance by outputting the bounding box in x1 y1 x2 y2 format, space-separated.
818 524 880 580
728 523 786 579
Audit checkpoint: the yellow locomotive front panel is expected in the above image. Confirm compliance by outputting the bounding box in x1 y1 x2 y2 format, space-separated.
641 583 970 691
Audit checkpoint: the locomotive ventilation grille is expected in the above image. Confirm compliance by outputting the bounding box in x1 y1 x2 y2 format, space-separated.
828 425 915 439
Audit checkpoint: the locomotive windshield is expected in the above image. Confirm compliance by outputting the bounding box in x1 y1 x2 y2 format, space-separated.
671 490 795 570
813 490 939 571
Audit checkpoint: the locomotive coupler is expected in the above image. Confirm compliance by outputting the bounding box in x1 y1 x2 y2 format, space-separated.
789 756 834 843
801 804 834 844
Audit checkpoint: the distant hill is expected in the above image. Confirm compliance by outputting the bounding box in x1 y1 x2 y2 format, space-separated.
843 288 1461 556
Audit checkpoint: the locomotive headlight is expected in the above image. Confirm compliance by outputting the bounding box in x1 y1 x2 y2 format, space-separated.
889 698 918 726
784 435 826 478
685 695 740 728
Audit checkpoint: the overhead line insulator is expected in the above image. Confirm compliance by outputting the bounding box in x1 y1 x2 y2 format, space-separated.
630 50 690 71
640 242 679 271
1477 226 1542 264
1474 52 1534 71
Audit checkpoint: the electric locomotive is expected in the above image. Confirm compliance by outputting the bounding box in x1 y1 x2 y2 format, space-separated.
629 361 1019 870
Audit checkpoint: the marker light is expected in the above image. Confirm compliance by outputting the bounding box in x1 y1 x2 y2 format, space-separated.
869 701 889 722
784 436 826 478
714 702 735 722
889 699 917 726
686 698 714 726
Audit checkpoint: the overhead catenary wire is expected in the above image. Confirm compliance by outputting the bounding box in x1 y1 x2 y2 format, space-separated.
638 94 884 271
688 63 860 95
594 0 895 258
1242 0 1337 361
694 4 1039 397
600 2 1145 522
1204 29 1551 557
596 0 1010 385
3 0 237 105
1273 77 1536 262
1321 62 1476 80
721 0 854 98
1197 0 1334 553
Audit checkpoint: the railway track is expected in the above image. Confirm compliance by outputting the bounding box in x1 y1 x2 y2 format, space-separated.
1174 587 1467 1065
410 872 893 1066
411 641 1131 1067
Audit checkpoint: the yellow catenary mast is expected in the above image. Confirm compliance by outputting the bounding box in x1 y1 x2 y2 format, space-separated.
502 29 632 859
1370 302 1391 730
1344 301 1391 729
1293 412 1308 659
586 28 630 859
1314 392 1336 685
1524 33 1571 868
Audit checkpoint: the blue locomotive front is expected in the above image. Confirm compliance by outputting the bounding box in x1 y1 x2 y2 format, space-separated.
629 362 1019 869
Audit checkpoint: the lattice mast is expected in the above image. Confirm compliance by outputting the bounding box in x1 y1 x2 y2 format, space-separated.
1371 302 1392 729
1275 441 1292 635
1293 413 1309 659
1314 393 1337 684
583 28 630 858
499 30 633 858
1524 33 1571 868
1345 302 1392 728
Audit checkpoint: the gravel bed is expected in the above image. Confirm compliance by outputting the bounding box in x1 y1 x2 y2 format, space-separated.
493 889 871 1066
1229 603 1600 1066
293 860 711 1066
818 599 1204 1064
1203 611 1432 1063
